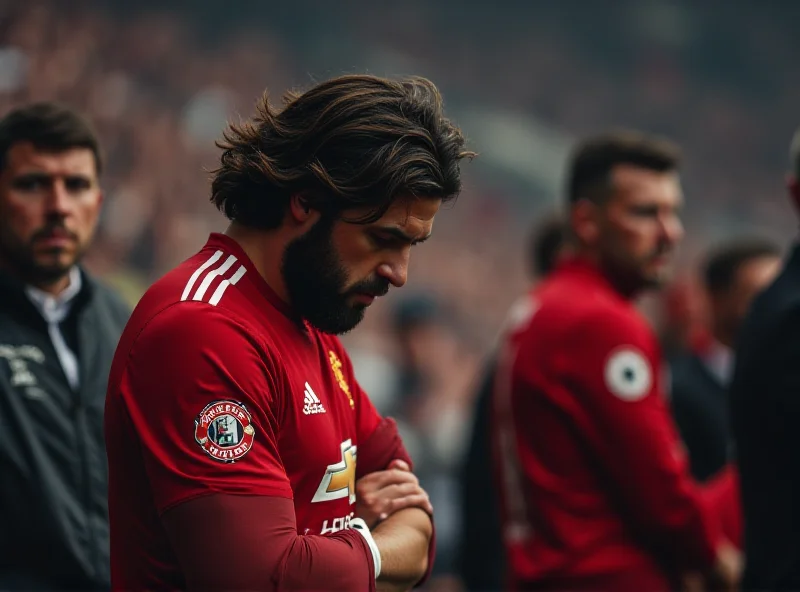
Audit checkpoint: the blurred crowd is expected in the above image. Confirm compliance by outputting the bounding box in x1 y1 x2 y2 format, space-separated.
2 0 797 588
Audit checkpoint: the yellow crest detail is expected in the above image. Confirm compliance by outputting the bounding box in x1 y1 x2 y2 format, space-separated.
329 351 355 409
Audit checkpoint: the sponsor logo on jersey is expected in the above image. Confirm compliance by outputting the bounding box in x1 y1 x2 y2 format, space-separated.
320 511 355 534
328 350 355 409
194 400 255 462
312 439 357 504
302 382 326 415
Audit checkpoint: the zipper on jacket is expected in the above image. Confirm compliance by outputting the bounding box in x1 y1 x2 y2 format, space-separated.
73 398 99 583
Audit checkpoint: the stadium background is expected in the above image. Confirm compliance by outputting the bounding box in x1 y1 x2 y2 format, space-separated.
2 0 798 589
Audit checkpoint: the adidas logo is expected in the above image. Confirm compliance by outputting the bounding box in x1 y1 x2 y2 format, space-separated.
303 382 326 415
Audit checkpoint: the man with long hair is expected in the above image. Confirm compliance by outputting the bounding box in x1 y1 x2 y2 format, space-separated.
105 75 474 591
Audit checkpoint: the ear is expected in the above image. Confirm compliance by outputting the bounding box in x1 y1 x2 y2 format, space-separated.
288 193 316 225
570 199 601 246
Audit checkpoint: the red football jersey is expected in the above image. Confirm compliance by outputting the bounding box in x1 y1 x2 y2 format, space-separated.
105 233 385 589
491 258 732 592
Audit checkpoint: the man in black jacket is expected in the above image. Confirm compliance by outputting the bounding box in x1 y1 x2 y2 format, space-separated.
670 239 780 481
730 127 800 591
0 103 129 590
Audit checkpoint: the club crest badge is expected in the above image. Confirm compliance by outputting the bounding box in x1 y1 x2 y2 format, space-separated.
194 400 256 463
329 350 355 409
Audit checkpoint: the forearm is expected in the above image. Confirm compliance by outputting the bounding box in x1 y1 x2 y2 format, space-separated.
372 507 433 591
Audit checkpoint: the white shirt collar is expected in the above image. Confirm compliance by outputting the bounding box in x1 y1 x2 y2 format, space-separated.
25 267 83 324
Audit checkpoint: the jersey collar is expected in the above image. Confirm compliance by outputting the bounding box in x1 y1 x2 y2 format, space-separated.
204 233 297 320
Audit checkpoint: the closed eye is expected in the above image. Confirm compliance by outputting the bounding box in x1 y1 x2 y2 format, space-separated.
370 228 431 249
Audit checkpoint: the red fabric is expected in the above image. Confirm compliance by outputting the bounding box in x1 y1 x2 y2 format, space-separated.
160 494 375 591
105 234 383 589
491 258 725 591
701 465 743 549
356 416 413 477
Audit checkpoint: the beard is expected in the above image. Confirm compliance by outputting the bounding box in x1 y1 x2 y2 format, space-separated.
281 217 390 335
602 238 674 295
0 221 82 286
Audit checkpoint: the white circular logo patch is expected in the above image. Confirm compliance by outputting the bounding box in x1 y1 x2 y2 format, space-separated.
604 348 652 401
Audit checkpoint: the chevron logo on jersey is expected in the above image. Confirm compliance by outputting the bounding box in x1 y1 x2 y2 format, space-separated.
312 439 357 504
302 382 326 415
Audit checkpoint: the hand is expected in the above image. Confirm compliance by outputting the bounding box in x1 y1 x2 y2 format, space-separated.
355 459 433 529
708 541 742 592
680 571 706 592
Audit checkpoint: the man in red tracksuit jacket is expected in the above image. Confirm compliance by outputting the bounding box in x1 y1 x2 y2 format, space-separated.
490 131 741 592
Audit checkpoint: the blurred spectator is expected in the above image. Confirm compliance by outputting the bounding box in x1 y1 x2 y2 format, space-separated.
0 103 129 589
670 238 780 481
525 213 573 280
457 213 570 592
659 274 709 358
368 294 481 590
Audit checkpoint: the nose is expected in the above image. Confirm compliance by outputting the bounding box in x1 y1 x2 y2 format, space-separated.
44 179 72 217
377 248 410 288
660 210 684 245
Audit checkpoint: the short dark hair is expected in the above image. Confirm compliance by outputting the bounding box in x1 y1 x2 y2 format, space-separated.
791 127 800 178
527 214 568 278
0 102 102 174
211 74 475 229
703 238 781 295
566 130 681 204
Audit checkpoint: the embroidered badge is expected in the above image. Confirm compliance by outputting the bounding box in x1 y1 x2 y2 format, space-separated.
328 350 355 409
194 400 256 463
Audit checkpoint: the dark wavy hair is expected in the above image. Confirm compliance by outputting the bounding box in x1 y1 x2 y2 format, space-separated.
211 74 475 229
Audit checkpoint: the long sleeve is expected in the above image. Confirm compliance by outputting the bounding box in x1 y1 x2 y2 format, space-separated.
550 309 721 569
161 494 376 591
